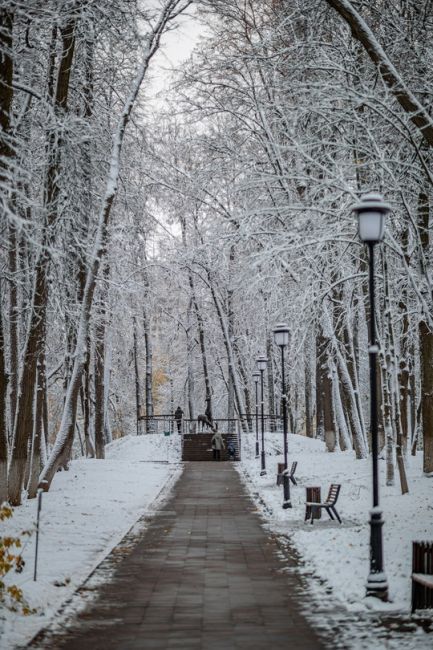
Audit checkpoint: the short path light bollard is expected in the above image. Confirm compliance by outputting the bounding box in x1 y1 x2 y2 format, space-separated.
164 429 171 463
33 489 43 581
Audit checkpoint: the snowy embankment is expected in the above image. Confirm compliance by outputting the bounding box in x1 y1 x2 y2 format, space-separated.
0 433 181 649
239 432 433 612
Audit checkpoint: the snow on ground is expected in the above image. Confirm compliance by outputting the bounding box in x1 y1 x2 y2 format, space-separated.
239 432 433 613
0 433 182 649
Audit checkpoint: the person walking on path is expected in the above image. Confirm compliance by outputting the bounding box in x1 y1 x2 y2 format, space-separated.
174 406 183 433
211 425 225 461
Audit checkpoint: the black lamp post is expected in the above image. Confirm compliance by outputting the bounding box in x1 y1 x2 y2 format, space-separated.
252 371 260 458
353 191 390 601
256 354 268 476
273 323 292 509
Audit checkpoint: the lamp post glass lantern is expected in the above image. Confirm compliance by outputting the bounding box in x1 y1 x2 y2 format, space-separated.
253 371 260 458
273 323 292 509
353 192 390 601
256 355 268 475
354 192 389 243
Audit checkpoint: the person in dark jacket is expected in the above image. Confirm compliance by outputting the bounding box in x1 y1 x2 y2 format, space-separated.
174 406 184 433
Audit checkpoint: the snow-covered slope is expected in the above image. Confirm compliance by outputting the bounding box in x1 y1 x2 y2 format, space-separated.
0 433 182 649
238 432 432 612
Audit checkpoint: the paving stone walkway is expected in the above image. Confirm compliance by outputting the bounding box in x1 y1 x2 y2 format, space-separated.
31 463 327 649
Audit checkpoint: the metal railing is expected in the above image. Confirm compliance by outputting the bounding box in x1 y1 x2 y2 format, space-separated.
239 413 283 432
182 418 239 434
138 414 175 435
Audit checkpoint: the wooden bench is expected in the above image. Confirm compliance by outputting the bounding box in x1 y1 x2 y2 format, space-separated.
412 541 433 613
305 483 341 524
276 461 297 487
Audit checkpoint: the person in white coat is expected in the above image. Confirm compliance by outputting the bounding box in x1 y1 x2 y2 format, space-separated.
211 425 225 461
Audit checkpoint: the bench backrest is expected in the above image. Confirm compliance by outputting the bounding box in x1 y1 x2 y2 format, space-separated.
325 483 341 505
413 541 433 574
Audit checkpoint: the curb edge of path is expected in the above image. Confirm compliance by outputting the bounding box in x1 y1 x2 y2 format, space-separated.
25 462 184 649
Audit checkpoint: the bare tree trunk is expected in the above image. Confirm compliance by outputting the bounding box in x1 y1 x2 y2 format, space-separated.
323 357 336 452
382 356 395 487
210 282 246 429
94 343 105 458
383 248 409 493
186 299 195 422
315 328 326 439
343 322 367 441
420 321 433 474
103 334 113 444
0 288 8 504
78 8 94 456
305 337 314 438
266 332 276 431
8 223 19 430
143 307 154 430
133 317 142 435
399 227 411 454
417 191 433 474
94 262 110 456
409 357 417 455
227 286 235 429
332 362 350 450
9 14 77 505
324 303 367 457
27 353 45 498
188 271 213 418
0 6 13 503
233 343 252 430
81 338 94 457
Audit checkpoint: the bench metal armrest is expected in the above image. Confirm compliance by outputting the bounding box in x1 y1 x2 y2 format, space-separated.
412 573 433 588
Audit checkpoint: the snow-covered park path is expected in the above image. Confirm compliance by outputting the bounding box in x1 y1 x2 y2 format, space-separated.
0 434 181 649
26 462 326 650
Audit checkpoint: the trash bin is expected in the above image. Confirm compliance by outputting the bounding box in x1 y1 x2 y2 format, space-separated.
306 486 321 520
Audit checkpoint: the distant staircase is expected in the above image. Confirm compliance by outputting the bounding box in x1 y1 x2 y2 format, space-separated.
182 433 240 461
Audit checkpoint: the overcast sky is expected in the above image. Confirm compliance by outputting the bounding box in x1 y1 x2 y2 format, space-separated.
148 8 205 101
